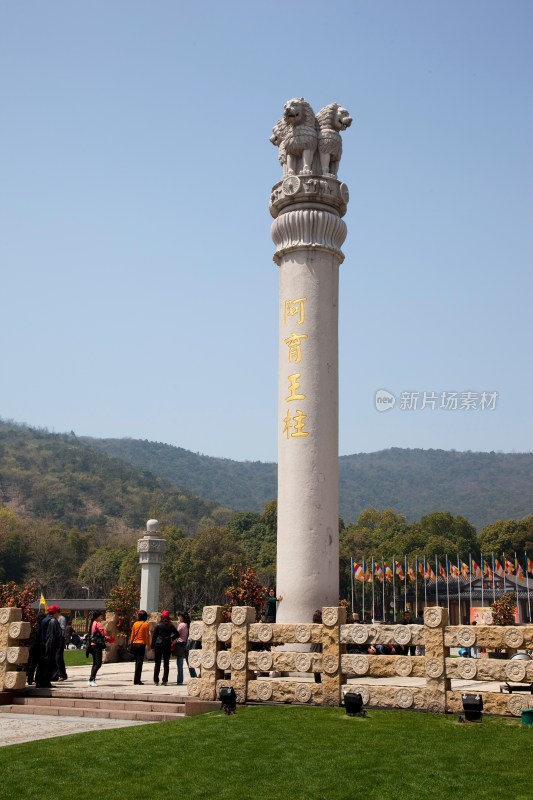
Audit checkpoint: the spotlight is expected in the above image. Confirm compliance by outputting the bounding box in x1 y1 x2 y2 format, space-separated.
219 686 237 715
344 692 365 717
460 693 483 722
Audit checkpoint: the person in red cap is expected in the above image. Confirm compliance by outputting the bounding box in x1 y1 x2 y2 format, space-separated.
150 611 178 686
35 605 62 688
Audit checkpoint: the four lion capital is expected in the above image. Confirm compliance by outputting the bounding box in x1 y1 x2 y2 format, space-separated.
270 98 352 179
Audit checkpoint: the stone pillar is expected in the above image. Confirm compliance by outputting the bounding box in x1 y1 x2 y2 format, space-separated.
423 606 450 714
270 99 352 623
137 518 166 614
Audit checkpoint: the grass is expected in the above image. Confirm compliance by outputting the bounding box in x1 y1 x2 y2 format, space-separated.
1 706 532 800
63 649 90 667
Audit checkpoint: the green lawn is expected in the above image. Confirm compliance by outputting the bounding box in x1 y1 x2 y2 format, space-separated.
63 648 90 667
1 706 531 800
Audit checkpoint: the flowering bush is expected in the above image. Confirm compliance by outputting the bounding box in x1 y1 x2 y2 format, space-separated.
224 566 266 621
0 579 39 622
491 592 517 626
106 577 140 635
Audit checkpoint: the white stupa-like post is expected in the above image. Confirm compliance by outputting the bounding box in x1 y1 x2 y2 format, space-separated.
270 98 352 623
137 518 166 613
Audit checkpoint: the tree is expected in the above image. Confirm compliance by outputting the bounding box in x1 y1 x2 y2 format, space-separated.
224 566 266 621
106 577 140 635
78 547 128 597
0 579 39 621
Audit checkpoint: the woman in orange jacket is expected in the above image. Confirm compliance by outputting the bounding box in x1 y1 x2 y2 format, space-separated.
129 610 151 685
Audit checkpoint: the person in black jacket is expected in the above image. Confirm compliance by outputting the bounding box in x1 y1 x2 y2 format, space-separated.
35 605 63 688
151 611 178 686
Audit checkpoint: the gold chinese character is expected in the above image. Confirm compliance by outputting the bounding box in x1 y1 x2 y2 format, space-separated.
284 298 306 326
282 409 293 439
284 332 308 364
285 373 305 402
282 409 309 439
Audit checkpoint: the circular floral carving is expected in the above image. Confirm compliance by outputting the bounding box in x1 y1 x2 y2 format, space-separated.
202 607 217 625
0 609 12 625
457 627 476 647
505 660 526 682
201 650 216 669
427 700 445 714
231 607 247 626
395 688 414 709
323 654 338 674
395 657 413 677
508 695 528 717
295 653 311 672
3 672 19 690
295 624 311 643
394 625 412 645
8 622 22 639
424 608 442 628
413 693 425 710
187 678 201 697
188 650 203 669
353 655 369 675
425 658 444 678
257 681 273 701
322 696 337 707
199 686 213 701
0 649 6 664
216 651 231 671
282 175 301 196
322 607 338 627
7 647 22 664
231 652 246 671
295 684 312 703
217 623 232 642
351 685 370 705
504 628 524 649
189 621 203 641
351 625 369 644
257 651 273 671
258 624 273 643
457 659 477 679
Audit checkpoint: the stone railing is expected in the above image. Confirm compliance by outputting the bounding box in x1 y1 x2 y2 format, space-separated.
0 608 30 691
186 605 533 718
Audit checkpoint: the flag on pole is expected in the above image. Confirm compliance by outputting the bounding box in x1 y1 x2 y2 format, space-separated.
408 563 416 581
527 558 533 576
375 562 384 582
426 563 436 581
40 592 48 612
364 561 373 583
353 562 365 582
472 560 482 579
484 560 493 579
395 560 405 580
460 560 469 578
450 563 460 578
495 559 505 578
515 558 524 580
505 558 515 576
419 561 426 578
438 561 447 581
384 563 393 582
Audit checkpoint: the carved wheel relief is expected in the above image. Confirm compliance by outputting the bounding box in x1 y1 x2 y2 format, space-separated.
322 607 339 627
217 623 232 642
258 624 273 643
7 647 23 664
505 661 526 682
353 655 369 675
231 607 248 626
425 658 444 678
0 649 6 664
424 608 442 628
187 678 201 697
295 624 311 643
504 628 524 648
189 622 203 641
188 650 203 669
395 689 414 709
201 650 216 669
295 684 312 703
202 607 217 625
257 651 273 671
295 653 311 673
0 609 13 625
352 625 369 644
216 651 231 671
395 657 413 677
323 655 338 674
257 681 273 701
427 700 445 714
350 685 370 705
282 176 301 195
457 627 476 647
394 625 412 645
322 697 337 707
3 672 20 690
231 652 246 671
457 659 477 680
508 695 528 717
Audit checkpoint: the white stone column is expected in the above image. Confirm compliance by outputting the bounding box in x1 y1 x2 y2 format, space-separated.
270 99 352 624
137 518 166 614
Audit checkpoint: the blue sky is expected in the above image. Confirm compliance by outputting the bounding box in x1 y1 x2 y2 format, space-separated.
1 1 532 462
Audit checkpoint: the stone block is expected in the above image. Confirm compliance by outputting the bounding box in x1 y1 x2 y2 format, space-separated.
3 671 26 690
8 621 31 640
0 608 22 625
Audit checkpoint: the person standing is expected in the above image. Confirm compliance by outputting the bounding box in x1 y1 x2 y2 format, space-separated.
264 588 283 622
53 612 68 681
27 611 45 685
175 611 196 685
311 610 323 683
87 611 108 687
35 605 62 688
129 610 150 685
151 611 178 686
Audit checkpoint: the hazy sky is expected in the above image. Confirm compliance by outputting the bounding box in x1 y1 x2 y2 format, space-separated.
2 1 532 462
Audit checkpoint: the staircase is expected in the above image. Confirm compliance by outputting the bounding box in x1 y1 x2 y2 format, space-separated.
0 688 186 723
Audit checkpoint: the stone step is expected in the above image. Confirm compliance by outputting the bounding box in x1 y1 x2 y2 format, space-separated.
11 695 185 714
0 704 184 722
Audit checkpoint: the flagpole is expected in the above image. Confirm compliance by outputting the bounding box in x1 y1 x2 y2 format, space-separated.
502 551 507 592
480 553 484 608
525 550 532 623
423 556 427 609
492 552 496 607
435 554 439 606
446 554 450 616
469 553 473 618
350 557 354 613
382 557 386 621
415 557 419 615
371 557 375 622
456 554 461 625
361 559 365 622
392 555 396 622
404 555 408 612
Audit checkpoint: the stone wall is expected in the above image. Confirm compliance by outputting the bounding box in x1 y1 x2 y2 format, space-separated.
187 605 533 717
0 607 30 691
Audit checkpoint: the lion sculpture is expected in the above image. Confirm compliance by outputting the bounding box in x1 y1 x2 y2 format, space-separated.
315 103 352 178
281 97 318 176
270 117 289 175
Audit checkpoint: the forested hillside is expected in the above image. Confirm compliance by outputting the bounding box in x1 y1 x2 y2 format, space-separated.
83 436 533 529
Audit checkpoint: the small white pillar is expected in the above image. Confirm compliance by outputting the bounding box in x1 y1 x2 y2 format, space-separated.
137 518 166 614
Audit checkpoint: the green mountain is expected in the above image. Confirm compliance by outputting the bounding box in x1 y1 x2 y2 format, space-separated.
81 436 533 530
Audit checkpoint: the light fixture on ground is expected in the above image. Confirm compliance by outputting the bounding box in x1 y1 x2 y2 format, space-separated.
219 686 237 715
344 692 365 717
460 693 483 722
